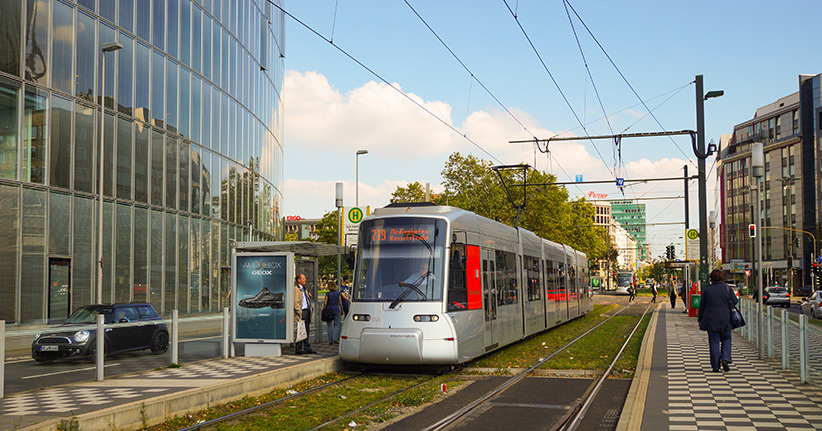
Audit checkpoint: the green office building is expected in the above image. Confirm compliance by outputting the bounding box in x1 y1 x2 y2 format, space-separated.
610 201 647 261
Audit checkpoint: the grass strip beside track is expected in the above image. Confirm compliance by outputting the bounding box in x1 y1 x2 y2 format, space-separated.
539 314 641 372
611 314 651 379
468 304 618 370
144 373 461 431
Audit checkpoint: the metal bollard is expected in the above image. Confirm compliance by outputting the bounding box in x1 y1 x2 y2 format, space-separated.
171 309 179 365
96 314 105 381
800 314 809 384
222 307 229 359
767 306 774 358
1 320 5 399
781 309 789 369
746 300 753 342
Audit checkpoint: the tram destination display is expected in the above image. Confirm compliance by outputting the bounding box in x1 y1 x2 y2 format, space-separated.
232 252 294 343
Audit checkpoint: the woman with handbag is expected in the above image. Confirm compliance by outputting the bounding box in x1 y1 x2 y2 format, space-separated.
323 282 343 345
698 269 739 372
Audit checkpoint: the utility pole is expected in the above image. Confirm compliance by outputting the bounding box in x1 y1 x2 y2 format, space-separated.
684 165 689 230
695 75 709 292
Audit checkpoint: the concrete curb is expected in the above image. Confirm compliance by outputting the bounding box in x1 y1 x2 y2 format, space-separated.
20 356 344 431
615 302 661 431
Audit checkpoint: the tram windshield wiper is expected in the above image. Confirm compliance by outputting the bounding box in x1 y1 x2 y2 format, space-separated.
390 281 427 309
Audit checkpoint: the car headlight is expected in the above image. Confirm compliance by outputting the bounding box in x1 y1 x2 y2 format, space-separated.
74 330 90 343
34 332 41 341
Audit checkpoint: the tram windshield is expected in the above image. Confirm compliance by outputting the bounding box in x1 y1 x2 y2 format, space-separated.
353 217 446 305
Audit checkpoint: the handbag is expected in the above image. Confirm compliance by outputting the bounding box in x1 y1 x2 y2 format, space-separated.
321 306 334 322
728 285 746 329
296 320 307 342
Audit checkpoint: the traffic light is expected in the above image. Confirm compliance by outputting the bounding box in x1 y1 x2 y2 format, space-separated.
665 245 672 259
670 245 675 258
814 263 822 290
748 223 756 238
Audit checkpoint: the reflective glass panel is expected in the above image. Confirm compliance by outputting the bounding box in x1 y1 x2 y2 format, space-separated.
135 41 150 121
190 147 200 214
0 185 18 322
50 95 72 188
180 0 191 66
178 215 189 311
166 137 177 208
100 0 115 22
201 149 210 216
192 4 201 73
166 60 178 133
52 0 74 94
0 1 21 76
201 82 210 149
117 33 134 115
136 0 150 41
178 141 189 211
135 123 149 203
191 76 201 143
73 103 93 192
167 0 178 58
75 11 96 101
21 188 46 324
119 0 134 32
134 206 148 302
98 24 116 109
102 113 114 197
72 195 93 309
153 0 165 50
212 22 220 86
179 68 190 137
116 117 132 199
115 203 131 303
25 0 50 84
150 209 163 311
23 88 48 184
150 130 163 205
151 50 164 127
202 14 211 79
164 212 176 313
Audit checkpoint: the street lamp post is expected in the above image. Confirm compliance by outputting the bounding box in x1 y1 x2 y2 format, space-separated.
355 150 368 206
695 75 723 297
752 142 765 359
97 42 123 304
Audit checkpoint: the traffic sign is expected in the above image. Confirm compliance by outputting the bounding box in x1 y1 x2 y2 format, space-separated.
616 178 624 186
343 207 367 246
685 229 699 261
575 174 583 182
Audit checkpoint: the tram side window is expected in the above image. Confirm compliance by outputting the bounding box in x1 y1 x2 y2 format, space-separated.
447 243 468 311
526 256 541 301
556 262 567 302
495 250 518 305
568 265 577 299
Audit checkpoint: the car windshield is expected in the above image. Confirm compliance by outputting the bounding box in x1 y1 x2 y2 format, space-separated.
65 307 113 324
769 287 787 293
353 217 446 304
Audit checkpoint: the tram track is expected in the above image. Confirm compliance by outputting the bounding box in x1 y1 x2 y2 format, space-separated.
421 302 651 431
168 303 638 431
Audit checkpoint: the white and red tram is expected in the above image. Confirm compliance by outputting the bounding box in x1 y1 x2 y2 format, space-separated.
339 203 592 365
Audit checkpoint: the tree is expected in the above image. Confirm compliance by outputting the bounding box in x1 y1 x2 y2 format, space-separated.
390 182 430 203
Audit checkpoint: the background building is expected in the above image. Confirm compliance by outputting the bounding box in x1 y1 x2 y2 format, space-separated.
0 0 285 325
610 200 647 262
718 74 821 288
284 217 321 241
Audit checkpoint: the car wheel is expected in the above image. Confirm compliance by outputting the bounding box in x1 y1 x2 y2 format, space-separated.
151 331 169 354
87 339 110 360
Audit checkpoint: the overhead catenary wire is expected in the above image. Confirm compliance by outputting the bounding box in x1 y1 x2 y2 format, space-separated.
500 0 617 181
563 0 697 168
266 0 506 165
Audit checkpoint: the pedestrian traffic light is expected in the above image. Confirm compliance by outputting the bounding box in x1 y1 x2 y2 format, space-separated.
748 224 756 238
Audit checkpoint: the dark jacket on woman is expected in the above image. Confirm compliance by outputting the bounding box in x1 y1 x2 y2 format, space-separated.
698 281 739 332
325 290 342 314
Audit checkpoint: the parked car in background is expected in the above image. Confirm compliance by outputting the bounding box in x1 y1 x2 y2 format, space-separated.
800 291 822 319
762 287 790 307
726 283 740 298
31 303 168 363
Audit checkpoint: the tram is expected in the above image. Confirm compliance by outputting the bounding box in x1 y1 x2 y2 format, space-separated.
615 271 635 295
338 203 593 365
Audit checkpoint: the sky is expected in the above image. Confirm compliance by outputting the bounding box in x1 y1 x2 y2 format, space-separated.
278 0 822 260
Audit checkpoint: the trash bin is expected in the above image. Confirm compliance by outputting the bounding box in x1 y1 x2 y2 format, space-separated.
689 294 701 317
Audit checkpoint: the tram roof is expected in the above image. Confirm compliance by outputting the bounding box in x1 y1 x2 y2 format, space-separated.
235 241 347 257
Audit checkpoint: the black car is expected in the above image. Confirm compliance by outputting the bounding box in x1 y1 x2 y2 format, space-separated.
32 303 169 362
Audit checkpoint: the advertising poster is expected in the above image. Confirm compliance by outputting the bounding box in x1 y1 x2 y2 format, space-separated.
233 252 293 342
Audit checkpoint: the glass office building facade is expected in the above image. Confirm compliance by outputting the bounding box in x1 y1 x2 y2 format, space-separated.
0 0 285 325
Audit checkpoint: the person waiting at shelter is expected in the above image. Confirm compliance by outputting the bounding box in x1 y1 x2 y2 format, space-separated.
294 273 317 354
323 282 342 345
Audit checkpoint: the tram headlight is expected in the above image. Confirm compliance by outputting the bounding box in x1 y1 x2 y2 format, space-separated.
352 314 371 321
413 315 440 322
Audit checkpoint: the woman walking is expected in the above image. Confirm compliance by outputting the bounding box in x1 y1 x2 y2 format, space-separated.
698 270 739 372
323 282 343 344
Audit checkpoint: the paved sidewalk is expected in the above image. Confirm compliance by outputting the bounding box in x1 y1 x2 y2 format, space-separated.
640 304 822 430
0 343 340 431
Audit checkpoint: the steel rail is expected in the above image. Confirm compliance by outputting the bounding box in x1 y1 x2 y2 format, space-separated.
558 302 653 431
423 304 629 431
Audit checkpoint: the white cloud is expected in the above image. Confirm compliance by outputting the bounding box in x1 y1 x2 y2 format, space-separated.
283 178 439 217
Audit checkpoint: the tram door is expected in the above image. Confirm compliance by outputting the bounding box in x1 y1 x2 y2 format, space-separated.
482 250 499 350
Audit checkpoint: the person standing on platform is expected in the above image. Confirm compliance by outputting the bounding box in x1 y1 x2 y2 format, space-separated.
294 273 317 354
340 276 351 317
698 269 738 372
669 283 677 308
323 281 342 344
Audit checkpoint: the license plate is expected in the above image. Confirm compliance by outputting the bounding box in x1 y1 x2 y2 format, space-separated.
40 345 58 351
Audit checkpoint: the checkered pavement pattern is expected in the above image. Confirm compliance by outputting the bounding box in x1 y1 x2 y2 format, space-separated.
0 343 338 420
746 306 822 385
666 306 822 430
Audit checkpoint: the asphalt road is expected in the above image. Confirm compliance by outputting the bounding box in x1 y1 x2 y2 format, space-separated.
3 333 224 396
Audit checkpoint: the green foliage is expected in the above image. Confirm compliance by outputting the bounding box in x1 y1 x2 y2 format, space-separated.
390 181 430 203
314 211 351 282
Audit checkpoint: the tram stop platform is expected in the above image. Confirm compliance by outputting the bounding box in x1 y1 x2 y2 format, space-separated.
618 302 822 430
0 343 342 431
